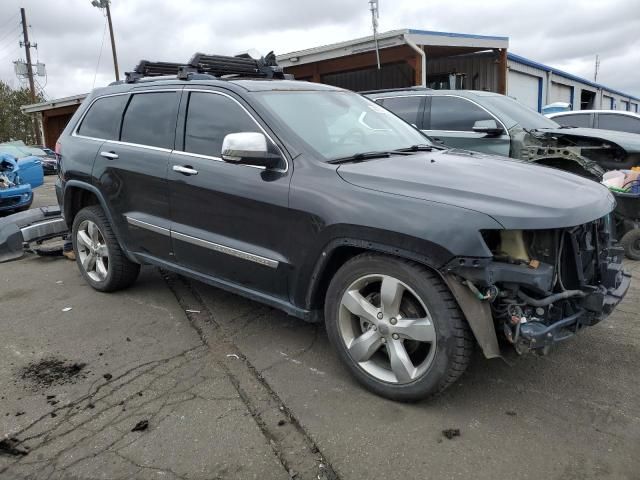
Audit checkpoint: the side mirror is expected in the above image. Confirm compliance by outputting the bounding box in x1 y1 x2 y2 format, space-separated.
472 119 504 137
221 132 281 169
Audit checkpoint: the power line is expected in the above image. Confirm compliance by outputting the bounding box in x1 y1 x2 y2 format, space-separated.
93 16 108 88
0 13 19 32
0 23 21 45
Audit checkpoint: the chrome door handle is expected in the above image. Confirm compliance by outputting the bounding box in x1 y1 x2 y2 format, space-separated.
172 165 198 176
100 151 119 159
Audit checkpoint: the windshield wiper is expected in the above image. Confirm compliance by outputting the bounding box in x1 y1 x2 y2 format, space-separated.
327 151 391 165
394 144 438 152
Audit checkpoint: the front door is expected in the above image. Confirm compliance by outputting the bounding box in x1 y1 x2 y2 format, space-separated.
424 95 511 157
168 89 291 299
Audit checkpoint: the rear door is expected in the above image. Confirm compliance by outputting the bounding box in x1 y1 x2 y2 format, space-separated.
424 95 511 156
376 96 426 129
167 89 291 299
92 89 181 260
552 112 593 128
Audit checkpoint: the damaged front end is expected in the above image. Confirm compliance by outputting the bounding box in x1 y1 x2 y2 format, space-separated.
511 127 640 179
444 218 630 356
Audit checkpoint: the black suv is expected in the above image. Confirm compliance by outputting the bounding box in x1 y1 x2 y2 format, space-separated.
56 55 630 401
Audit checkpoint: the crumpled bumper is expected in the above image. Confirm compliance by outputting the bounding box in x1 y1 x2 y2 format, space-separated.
0 205 68 262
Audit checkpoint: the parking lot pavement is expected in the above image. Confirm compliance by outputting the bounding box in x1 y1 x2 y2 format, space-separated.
0 257 288 480
193 261 640 480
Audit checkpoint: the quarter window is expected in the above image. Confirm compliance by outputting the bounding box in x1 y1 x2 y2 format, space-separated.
598 114 640 134
184 92 260 157
378 97 423 127
120 92 179 149
77 95 128 140
430 96 495 131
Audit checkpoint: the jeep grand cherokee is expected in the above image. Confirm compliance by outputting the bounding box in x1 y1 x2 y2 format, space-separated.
55 55 630 401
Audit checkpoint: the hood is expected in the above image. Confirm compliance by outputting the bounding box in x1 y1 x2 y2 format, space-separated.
540 127 640 153
336 149 615 230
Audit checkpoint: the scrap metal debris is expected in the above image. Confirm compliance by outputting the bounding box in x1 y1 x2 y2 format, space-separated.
131 420 149 432
103 373 113 381
442 428 461 440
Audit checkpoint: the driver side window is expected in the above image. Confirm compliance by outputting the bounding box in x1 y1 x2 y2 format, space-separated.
184 92 260 158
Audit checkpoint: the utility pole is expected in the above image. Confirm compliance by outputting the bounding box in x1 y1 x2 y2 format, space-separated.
369 0 381 70
594 54 600 82
20 7 42 145
91 0 119 81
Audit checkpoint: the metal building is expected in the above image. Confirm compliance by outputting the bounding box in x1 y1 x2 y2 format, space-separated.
278 28 639 113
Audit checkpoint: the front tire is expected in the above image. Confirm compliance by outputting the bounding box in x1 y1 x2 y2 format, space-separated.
72 205 140 292
324 253 473 402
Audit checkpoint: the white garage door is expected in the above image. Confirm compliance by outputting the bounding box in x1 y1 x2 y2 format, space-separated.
602 95 614 109
550 82 572 104
508 71 540 111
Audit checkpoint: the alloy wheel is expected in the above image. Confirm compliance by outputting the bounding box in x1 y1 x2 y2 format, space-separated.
76 220 109 282
337 274 437 384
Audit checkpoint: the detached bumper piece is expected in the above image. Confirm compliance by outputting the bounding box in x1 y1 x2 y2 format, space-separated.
0 205 68 262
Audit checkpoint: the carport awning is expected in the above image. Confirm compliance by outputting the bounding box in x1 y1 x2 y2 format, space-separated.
278 28 508 67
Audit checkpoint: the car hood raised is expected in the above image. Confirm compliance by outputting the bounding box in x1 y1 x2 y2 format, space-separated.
336 149 615 229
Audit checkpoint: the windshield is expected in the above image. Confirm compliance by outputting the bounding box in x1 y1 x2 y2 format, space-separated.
256 91 432 161
0 144 30 159
482 95 560 130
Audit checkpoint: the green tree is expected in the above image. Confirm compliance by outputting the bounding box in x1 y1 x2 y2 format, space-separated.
0 80 45 145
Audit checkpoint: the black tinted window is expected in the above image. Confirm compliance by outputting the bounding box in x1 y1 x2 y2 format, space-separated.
184 92 260 157
120 92 179 149
430 96 494 131
77 95 127 140
598 114 640 134
379 97 422 127
553 113 591 128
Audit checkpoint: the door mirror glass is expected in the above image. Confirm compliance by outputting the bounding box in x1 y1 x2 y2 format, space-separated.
221 132 281 168
472 119 504 136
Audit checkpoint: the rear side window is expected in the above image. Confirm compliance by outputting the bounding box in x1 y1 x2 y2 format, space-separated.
120 92 179 149
378 97 423 127
554 113 591 128
598 114 640 134
429 96 494 131
183 92 260 157
77 95 128 140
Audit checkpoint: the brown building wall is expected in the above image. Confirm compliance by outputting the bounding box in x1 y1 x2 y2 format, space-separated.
40 104 80 148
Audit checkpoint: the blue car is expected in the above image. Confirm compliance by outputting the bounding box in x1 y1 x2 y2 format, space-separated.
0 152 44 214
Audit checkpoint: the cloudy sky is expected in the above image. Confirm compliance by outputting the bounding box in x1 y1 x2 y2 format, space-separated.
0 0 638 100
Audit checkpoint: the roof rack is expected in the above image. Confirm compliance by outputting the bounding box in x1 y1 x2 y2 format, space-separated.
124 51 288 84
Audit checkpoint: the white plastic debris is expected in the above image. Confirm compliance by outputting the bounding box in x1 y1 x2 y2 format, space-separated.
185 309 200 313
226 354 240 359
62 307 72 312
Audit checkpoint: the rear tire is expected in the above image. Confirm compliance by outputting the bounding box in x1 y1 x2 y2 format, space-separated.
72 205 140 292
324 253 473 402
621 228 640 261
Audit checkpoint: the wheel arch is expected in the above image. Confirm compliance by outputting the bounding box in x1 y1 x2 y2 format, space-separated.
305 237 448 312
304 237 501 359
63 181 135 262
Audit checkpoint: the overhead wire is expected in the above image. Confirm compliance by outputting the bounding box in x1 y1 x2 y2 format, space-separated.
93 15 108 88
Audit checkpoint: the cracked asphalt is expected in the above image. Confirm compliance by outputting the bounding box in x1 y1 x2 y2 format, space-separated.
1 178 639 479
